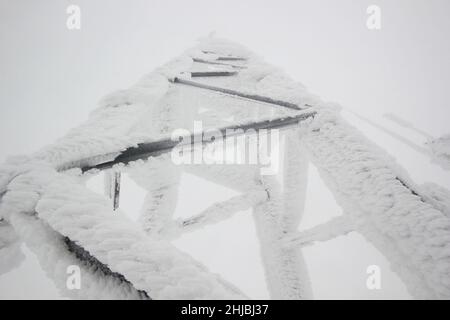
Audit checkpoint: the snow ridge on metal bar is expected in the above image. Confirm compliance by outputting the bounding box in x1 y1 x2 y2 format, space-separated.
80 112 315 172
173 77 302 110
190 71 238 77
216 56 247 61
64 236 151 299
192 58 247 69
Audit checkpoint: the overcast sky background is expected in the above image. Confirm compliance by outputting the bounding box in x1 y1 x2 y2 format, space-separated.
1 0 450 299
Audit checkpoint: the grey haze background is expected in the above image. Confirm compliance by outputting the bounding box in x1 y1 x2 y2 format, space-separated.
1 0 450 299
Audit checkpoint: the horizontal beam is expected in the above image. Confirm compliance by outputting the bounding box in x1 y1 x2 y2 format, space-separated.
191 71 237 77
192 58 247 69
80 112 315 172
217 56 247 61
173 77 302 110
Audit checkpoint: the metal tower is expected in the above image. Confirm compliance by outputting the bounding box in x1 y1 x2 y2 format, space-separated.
0 38 449 299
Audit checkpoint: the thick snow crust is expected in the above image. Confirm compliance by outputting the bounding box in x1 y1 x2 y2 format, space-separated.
1 37 449 299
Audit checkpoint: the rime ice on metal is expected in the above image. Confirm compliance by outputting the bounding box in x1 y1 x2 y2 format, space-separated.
0 37 449 299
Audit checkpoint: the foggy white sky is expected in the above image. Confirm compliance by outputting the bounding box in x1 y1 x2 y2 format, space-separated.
1 0 450 299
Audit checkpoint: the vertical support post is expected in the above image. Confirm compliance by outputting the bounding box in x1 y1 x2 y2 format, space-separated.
252 129 312 299
126 155 181 236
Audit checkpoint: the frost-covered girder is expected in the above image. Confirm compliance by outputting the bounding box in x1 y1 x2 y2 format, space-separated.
283 216 354 248
190 71 238 77
192 58 247 69
174 190 267 236
2 36 449 300
63 235 150 299
0 37 317 300
304 110 450 299
0 162 247 299
80 111 315 172
173 77 304 110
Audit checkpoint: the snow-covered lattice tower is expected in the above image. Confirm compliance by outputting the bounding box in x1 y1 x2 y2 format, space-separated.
1 37 449 299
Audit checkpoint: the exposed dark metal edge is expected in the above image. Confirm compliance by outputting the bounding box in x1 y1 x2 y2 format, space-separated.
64 236 151 299
201 50 216 55
113 171 121 210
80 112 316 173
217 56 247 61
191 71 238 77
192 58 247 69
173 77 302 110
395 176 426 203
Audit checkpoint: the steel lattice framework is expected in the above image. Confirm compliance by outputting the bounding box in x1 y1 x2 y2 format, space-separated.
1 38 449 300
